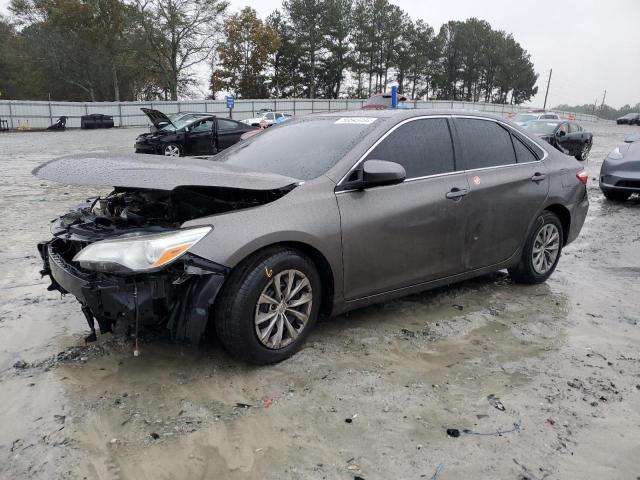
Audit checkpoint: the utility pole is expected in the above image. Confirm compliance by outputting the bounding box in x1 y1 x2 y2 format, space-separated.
543 68 552 110
599 90 607 111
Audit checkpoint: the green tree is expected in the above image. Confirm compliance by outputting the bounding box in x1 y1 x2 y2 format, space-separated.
282 0 324 98
211 7 279 98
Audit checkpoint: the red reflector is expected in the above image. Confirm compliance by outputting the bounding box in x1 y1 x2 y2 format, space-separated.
576 170 588 185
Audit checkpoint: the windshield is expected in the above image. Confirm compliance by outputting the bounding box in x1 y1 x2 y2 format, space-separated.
527 121 559 134
623 113 637 119
513 113 538 122
217 117 379 180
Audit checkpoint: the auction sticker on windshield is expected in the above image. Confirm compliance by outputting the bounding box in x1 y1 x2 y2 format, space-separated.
335 117 377 125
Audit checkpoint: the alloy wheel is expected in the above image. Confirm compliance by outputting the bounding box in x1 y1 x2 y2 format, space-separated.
581 142 591 160
254 269 313 349
532 224 560 274
164 145 180 156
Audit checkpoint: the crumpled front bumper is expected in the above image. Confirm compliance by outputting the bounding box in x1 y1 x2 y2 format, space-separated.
38 240 228 344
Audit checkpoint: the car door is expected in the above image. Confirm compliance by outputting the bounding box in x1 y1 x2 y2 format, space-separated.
216 118 245 151
336 117 470 300
553 122 572 155
186 119 215 155
567 123 585 155
452 117 549 270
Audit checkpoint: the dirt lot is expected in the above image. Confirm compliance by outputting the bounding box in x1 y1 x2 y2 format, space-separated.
1 123 639 480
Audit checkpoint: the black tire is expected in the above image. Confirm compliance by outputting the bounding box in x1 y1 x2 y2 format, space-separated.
214 247 322 365
601 188 630 202
508 211 563 285
163 143 182 157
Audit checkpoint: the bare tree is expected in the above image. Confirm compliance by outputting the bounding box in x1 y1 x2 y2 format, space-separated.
132 0 227 100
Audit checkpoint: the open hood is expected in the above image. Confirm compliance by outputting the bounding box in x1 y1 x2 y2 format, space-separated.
141 108 174 129
33 153 301 191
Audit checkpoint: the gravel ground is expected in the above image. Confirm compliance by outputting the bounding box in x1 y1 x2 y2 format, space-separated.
0 123 639 480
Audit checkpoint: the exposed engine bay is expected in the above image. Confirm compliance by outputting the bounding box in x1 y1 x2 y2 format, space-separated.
55 184 296 240
39 184 296 345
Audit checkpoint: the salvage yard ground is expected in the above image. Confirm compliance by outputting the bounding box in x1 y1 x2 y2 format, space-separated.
0 122 639 479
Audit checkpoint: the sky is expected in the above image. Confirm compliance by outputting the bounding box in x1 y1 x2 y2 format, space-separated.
2 0 639 108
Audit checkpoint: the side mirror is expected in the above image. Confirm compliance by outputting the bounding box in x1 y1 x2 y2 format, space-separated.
557 130 566 137
184 127 190 133
360 160 406 189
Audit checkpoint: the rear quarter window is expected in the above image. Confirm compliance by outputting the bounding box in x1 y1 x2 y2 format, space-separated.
512 135 539 163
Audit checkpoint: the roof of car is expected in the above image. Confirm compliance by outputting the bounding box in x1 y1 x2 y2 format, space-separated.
316 108 508 120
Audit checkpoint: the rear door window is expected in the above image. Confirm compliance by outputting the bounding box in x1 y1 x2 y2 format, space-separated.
365 118 455 178
455 118 516 169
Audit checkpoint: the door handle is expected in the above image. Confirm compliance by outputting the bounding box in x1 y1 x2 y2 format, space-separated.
445 188 468 200
531 172 546 182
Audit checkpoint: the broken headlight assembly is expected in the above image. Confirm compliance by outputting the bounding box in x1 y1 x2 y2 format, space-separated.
73 226 212 274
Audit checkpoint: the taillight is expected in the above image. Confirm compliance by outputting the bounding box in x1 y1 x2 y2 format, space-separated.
576 169 588 185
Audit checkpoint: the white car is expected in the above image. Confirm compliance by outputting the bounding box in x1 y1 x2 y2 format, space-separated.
512 111 560 128
242 111 292 128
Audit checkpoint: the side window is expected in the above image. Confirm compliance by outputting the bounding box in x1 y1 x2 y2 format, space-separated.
569 123 582 133
558 123 569 134
266 113 275 120
191 119 214 133
512 134 538 163
365 118 455 178
455 118 516 169
218 119 238 131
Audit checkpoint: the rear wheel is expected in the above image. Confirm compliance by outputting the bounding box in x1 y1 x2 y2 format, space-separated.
214 247 321 364
601 188 630 202
163 143 181 157
509 211 563 284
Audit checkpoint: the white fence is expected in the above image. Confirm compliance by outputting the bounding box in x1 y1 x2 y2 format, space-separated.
0 98 602 130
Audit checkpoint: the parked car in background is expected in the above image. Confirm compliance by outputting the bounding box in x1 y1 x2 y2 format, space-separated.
142 108 209 132
616 112 640 125
36 110 588 364
512 111 561 127
135 115 257 156
242 111 292 128
599 134 640 201
525 120 593 161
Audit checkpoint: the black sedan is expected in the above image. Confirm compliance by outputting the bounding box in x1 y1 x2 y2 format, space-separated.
525 120 593 161
600 134 640 201
616 113 640 125
136 110 257 157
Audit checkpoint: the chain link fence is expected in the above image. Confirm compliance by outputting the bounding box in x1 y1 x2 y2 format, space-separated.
0 98 603 130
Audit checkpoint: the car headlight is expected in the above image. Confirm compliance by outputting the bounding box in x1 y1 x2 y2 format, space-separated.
608 147 623 160
73 226 211 273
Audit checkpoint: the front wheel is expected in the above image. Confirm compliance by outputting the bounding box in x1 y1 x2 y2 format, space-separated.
214 248 321 364
163 143 182 157
509 211 563 284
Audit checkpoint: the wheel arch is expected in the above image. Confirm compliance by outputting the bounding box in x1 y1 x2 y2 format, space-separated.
225 240 336 317
544 204 571 245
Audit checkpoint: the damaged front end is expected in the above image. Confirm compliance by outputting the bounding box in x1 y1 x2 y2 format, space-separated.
38 184 292 344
